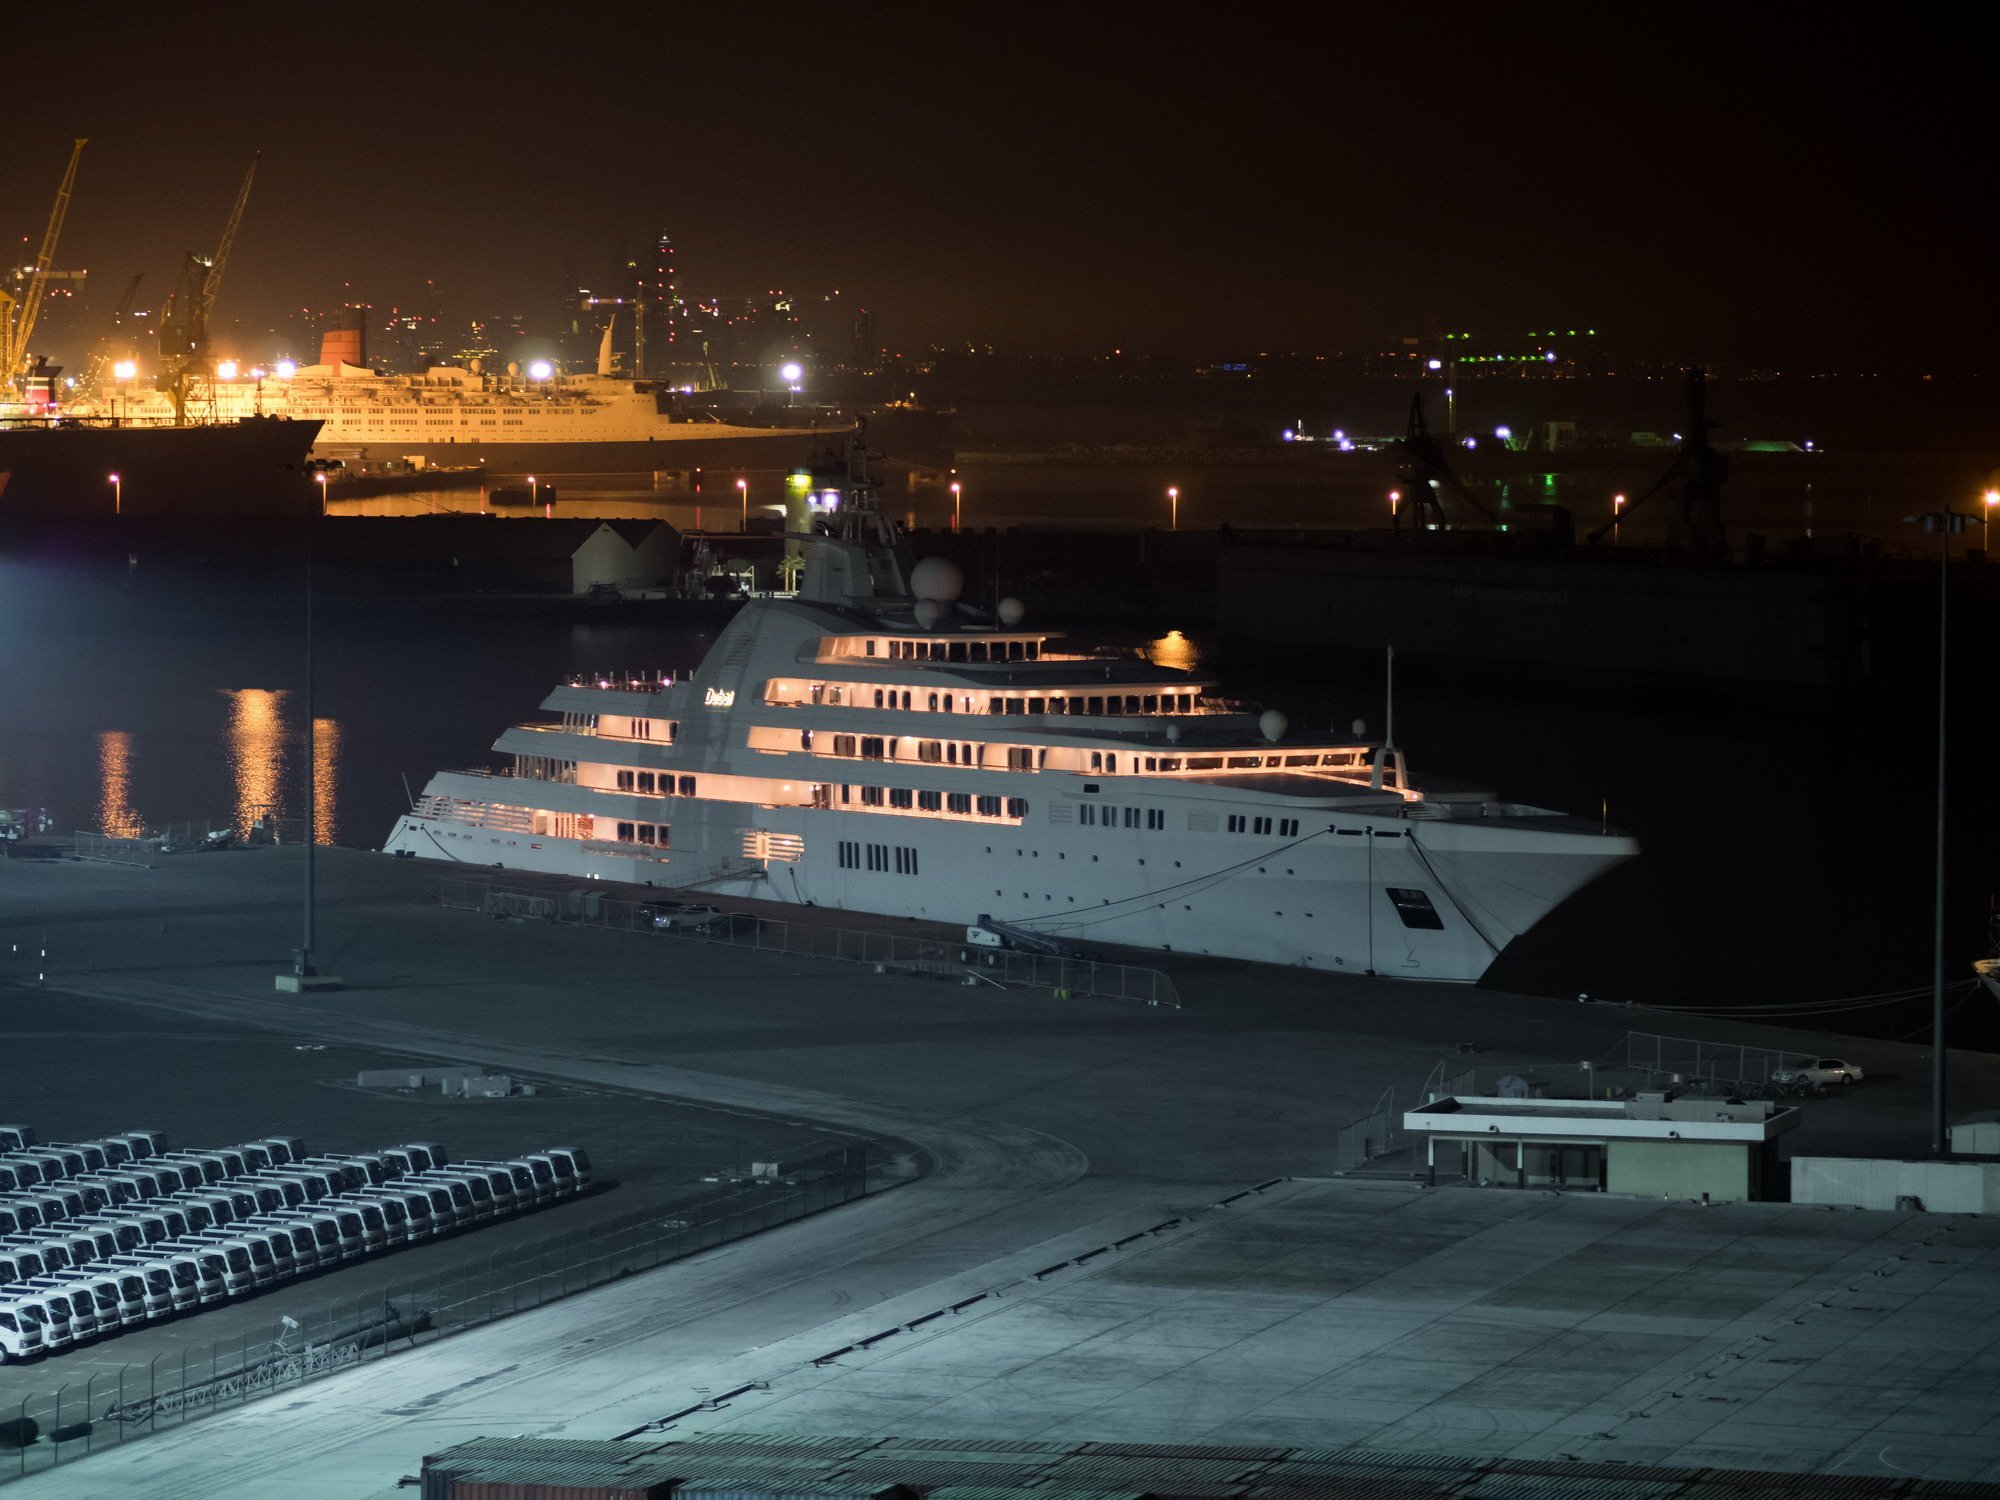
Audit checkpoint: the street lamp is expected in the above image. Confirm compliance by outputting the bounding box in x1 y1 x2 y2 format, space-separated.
314 471 328 515
950 481 962 533
113 360 136 422
779 362 803 408
1984 489 1998 554
1904 505 1975 1157
736 476 748 531
1612 492 1627 547
108 472 121 514
1168 485 1179 532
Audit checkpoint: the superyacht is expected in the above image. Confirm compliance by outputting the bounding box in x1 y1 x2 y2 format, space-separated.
385 483 1636 982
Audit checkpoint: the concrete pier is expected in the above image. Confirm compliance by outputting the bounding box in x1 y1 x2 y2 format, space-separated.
3 845 1997 1494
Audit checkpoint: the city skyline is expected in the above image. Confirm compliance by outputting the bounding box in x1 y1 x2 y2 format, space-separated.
2 9 1987 372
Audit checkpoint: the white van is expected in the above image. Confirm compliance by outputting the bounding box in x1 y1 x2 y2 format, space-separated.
20 1279 98 1342
0 1299 47 1360
1 1293 66 1353
106 1252 197 1313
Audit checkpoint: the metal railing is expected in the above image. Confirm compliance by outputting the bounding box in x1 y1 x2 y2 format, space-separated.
1621 1032 1816 1094
1 1143 880 1484
438 877 1182 1008
1329 1062 1479 1170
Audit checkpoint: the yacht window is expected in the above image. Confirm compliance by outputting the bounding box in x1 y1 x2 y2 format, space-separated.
1008 798 1028 817
1385 888 1446 930
637 772 655 793
1227 815 1246 833
874 689 885 708
799 731 812 752
1105 697 1122 715
890 788 914 809
1007 747 1034 771
949 643 968 662
1147 808 1165 829
1280 818 1299 836
861 737 885 759
840 784 852 803
1029 697 1045 714
1008 641 1024 661
678 776 696 796
1087 696 1103 715
1254 816 1272 835
947 792 971 813
616 770 634 790
636 825 655 845
947 743 958 764
1124 807 1142 828
1143 695 1158 712
918 790 942 811
866 640 876 656
928 692 939 711
903 691 914 710
861 786 885 806
617 821 636 842
977 795 1002 816
988 698 1003 715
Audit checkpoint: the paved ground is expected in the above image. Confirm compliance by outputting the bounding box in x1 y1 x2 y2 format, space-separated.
2 845 1997 1494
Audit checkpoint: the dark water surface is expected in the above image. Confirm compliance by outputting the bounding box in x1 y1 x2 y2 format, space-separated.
1 551 1991 1050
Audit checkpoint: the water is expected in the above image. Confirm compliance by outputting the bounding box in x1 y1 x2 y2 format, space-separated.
1 541 1991 1052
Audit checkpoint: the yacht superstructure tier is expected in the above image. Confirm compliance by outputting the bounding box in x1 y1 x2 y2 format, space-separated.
386 499 1636 983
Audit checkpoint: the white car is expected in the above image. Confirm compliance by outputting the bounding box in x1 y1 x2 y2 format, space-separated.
1773 1058 1865 1087
642 902 725 931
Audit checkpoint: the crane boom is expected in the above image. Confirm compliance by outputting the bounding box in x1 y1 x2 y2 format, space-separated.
198 152 259 337
2 136 87 391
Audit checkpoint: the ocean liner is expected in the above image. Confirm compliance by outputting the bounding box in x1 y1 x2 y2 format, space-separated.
385 482 1635 981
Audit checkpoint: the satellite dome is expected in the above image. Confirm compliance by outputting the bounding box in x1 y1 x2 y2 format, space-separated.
913 598 944 629
909 556 965 603
997 596 1025 627
1165 723 1182 743
505 360 522 378
1260 710 1288 743
1350 718 1367 737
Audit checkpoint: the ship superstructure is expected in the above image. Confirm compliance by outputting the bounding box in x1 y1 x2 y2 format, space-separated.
385 484 1635 981
80 328 839 475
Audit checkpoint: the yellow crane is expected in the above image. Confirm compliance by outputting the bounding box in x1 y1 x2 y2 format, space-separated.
0 137 87 397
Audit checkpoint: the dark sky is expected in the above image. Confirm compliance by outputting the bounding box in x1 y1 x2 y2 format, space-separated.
5 6 1987 365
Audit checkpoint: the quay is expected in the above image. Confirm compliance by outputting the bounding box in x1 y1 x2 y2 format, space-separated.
4 846 2000 1492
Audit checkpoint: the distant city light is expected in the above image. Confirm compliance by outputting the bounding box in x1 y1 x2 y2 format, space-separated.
779 361 804 383
1282 428 1295 441
112 360 137 380
1494 425 1512 440
527 359 554 380
216 360 239 380
1544 351 1557 363
274 359 297 379
1426 358 1443 371
1332 429 1345 442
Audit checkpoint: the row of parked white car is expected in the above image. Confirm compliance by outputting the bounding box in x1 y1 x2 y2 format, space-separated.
0 1123 591 1362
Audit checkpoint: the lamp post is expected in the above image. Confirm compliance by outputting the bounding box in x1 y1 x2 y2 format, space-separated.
1613 492 1626 547
112 360 136 423
1904 506 1975 1156
736 476 748 531
1389 489 1401 529
1168 485 1179 532
314 471 328 515
950 481 962 534
108 472 121 514
1984 490 1997 554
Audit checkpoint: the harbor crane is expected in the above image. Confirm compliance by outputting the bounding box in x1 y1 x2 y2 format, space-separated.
76 271 144 400
1584 366 1729 555
157 151 260 423
0 137 87 397
1393 389 1497 530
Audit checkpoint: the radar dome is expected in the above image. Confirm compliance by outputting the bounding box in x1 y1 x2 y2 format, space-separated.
997 596 1025 626
913 598 944 629
505 360 522 378
1260 710 1288 743
1350 718 1367 737
909 556 965 603
1165 724 1182 743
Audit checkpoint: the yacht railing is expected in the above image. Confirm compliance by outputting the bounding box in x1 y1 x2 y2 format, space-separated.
565 670 680 692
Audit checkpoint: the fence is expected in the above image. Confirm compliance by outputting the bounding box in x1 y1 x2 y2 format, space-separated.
71 817 302 866
438 877 1182 1009
1329 1062 1478 1170
1621 1032 1816 1094
1 1142 878 1484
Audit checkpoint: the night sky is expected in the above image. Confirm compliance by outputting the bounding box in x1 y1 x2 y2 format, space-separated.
5 8 1987 365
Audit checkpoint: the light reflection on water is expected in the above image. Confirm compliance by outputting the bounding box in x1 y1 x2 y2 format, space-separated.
313 718 338 846
97 731 145 838
1146 630 1202 672
223 689 286 838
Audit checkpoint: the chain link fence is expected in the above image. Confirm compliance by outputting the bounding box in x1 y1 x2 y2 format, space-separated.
0 1142 879 1484
439 877 1182 1008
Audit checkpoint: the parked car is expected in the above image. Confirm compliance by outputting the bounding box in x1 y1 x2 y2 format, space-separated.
641 901 725 931
1772 1058 1865 1088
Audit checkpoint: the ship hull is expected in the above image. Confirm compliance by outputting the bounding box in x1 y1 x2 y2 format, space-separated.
385 781 1634 984
0 419 324 517
310 429 842 479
